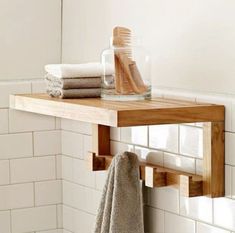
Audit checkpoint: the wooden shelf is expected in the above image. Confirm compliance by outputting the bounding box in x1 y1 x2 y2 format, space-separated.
10 93 225 198
10 94 224 127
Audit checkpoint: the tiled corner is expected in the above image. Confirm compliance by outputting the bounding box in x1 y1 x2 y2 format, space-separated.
61 119 92 135
110 127 121 141
35 180 62 206
61 131 83 159
110 141 134 155
34 130 61 156
149 124 179 153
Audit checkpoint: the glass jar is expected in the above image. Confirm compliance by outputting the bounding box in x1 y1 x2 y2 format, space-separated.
101 37 151 101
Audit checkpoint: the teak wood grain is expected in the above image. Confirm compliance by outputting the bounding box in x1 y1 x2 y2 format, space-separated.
10 94 224 127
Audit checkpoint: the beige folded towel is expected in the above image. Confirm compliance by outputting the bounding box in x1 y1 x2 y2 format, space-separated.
46 75 101 89
47 88 101 99
94 151 144 233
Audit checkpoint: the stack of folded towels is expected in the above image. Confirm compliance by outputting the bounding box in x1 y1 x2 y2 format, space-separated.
45 62 113 98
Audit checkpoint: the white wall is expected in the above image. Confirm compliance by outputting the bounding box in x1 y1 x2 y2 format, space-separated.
0 0 61 80
62 0 235 94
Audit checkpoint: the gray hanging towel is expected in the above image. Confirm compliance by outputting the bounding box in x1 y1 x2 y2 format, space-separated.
94 151 144 233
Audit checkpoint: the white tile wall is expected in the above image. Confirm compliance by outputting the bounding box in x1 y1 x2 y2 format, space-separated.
0 210 11 233
9 110 55 133
10 156 56 183
34 130 61 156
35 180 62 206
0 133 33 159
0 183 34 210
11 205 57 233
197 222 230 233
0 160 10 185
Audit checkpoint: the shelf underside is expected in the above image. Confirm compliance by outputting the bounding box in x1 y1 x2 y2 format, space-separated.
10 94 224 127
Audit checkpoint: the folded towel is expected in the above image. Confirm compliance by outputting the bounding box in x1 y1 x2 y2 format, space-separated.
94 151 144 233
45 62 114 78
47 88 101 98
46 75 101 89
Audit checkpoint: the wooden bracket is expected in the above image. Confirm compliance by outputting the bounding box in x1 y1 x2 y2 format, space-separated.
89 120 225 198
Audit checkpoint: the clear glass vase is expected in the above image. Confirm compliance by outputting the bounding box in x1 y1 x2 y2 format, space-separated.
101 37 151 101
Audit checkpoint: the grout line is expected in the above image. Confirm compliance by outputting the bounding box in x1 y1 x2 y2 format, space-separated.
60 0 63 63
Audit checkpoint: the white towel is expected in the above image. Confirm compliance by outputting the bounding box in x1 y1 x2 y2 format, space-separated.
45 62 114 78
94 151 144 233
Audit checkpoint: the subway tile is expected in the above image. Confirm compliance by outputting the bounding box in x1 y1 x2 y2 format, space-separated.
179 125 203 158
0 109 8 134
0 133 33 159
56 155 62 179
9 109 55 133
164 152 196 174
62 131 83 159
165 212 195 233
0 183 33 210
12 205 57 233
61 119 92 135
134 146 163 166
10 156 56 183
110 127 120 141
225 132 235 165
180 196 212 223
214 197 235 231
63 205 95 233
149 124 178 153
34 130 61 156
148 187 179 214
61 155 73 182
0 0 61 79
55 118 61 130
197 222 230 233
121 126 148 146
197 95 232 132
64 181 101 215
31 79 46 93
0 81 31 108
110 141 134 155
0 160 9 185
144 206 164 233
35 180 62 206
36 230 63 233
0 210 11 233
225 165 232 198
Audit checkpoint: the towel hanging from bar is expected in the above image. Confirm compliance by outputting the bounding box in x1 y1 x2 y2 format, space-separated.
94 151 144 233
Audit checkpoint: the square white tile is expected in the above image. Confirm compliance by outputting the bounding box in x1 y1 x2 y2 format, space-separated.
0 109 8 134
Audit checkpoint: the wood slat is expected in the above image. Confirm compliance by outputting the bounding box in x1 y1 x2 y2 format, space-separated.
10 94 225 127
